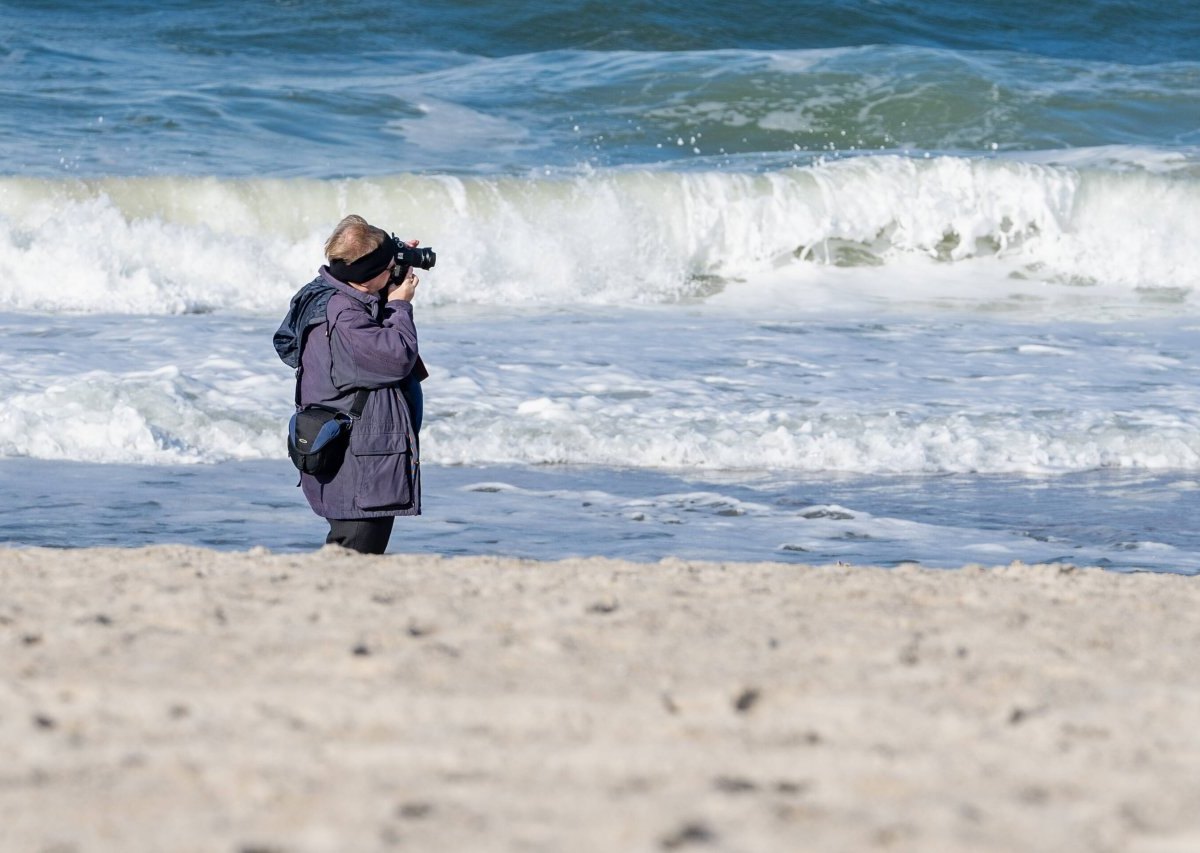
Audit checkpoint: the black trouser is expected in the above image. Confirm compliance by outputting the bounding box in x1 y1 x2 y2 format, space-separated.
326 517 395 554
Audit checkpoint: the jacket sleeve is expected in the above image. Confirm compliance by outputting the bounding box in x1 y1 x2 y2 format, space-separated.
328 297 420 391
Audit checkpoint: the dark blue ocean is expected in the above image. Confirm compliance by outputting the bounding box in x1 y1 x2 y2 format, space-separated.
3 1 1198 177
1 1 1199 570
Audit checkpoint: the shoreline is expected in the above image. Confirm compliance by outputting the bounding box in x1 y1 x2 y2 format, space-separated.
2 546 1199 852
4 457 1199 574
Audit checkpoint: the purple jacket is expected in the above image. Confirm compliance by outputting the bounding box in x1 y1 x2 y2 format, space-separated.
277 268 422 519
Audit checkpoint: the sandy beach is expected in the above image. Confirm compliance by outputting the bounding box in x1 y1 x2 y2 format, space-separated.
1 547 1198 853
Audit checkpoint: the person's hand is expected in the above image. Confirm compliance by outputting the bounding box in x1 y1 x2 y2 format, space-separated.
387 267 419 302
387 238 421 302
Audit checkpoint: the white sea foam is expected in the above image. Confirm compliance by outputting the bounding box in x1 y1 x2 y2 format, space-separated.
6 376 1198 473
4 310 1197 476
0 155 1196 316
2 157 1198 475
423 397 1200 474
0 365 281 465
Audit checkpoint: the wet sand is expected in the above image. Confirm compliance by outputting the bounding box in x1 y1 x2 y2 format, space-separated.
2 546 1199 852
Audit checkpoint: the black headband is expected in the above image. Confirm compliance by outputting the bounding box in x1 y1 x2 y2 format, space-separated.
327 237 396 284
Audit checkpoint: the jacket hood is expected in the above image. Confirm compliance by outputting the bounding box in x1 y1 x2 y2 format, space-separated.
273 276 337 368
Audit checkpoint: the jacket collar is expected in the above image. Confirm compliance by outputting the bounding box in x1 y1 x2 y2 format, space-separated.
319 266 384 309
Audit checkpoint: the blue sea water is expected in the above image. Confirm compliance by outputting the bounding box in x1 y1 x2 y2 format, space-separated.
1 1 1198 571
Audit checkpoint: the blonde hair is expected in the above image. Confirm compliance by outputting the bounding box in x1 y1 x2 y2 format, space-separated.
324 214 389 263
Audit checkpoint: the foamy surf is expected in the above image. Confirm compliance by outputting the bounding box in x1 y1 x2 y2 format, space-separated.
3 311 1198 477
1 154 1196 315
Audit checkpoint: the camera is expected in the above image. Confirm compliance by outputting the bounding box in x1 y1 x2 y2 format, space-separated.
392 235 436 270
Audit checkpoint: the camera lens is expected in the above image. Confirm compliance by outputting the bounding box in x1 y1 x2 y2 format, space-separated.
396 243 436 270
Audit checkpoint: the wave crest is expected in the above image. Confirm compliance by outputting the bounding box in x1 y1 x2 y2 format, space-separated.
0 155 1196 314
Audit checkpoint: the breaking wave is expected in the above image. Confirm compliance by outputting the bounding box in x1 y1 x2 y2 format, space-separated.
1 153 1196 315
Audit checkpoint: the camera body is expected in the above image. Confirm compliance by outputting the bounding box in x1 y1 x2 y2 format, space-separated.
386 234 435 292
393 236 436 271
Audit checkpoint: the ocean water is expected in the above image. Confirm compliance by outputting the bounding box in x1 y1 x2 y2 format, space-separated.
1 1 1198 571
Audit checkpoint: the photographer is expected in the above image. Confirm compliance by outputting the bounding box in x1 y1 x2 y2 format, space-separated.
274 214 429 554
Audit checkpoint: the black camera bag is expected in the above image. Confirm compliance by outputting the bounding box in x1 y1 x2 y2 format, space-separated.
288 389 369 476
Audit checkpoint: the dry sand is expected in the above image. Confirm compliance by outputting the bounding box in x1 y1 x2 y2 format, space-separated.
1 546 1198 853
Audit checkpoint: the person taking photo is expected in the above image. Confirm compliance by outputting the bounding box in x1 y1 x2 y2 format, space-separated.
274 214 428 554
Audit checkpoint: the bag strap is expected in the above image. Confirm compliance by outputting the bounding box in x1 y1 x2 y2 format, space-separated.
348 293 386 419
294 291 385 417
348 387 370 419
